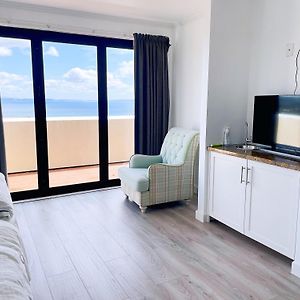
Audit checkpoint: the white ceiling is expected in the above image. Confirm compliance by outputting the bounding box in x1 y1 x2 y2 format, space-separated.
9 0 203 24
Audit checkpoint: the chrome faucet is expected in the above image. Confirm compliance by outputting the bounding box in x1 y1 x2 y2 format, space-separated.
245 121 251 146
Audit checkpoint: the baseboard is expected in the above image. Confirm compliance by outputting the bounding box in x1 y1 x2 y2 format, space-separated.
14 186 121 204
292 261 300 278
195 210 210 223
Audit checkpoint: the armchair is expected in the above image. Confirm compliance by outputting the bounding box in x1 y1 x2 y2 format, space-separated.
118 128 199 212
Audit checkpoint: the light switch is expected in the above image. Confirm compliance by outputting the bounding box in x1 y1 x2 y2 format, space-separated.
286 43 295 57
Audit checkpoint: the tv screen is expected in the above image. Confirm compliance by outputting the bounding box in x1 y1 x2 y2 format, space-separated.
252 95 300 157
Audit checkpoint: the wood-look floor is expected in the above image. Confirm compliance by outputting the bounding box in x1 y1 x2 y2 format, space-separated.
14 189 300 300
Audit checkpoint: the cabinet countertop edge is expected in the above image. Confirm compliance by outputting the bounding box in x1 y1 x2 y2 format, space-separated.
208 146 300 172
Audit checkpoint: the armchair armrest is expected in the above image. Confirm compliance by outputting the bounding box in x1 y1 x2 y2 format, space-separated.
129 154 163 169
148 163 183 176
147 163 193 202
148 163 184 183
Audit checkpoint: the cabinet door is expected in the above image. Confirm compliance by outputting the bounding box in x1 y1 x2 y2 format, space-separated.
209 153 247 233
245 160 300 258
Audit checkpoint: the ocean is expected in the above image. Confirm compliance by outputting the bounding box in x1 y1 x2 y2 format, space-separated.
1 98 134 118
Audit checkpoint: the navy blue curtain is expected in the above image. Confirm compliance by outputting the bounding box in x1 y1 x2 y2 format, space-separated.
134 33 170 155
0 95 7 180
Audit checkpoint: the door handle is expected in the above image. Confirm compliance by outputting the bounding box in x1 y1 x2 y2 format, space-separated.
240 166 246 183
246 167 251 184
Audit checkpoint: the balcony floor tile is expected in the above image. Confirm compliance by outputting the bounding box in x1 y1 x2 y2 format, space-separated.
7 162 128 192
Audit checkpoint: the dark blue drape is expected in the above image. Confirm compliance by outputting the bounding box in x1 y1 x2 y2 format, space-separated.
134 33 170 155
0 95 7 180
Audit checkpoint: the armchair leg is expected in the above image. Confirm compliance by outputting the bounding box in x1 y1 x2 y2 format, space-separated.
123 192 131 201
126 195 134 202
139 205 148 213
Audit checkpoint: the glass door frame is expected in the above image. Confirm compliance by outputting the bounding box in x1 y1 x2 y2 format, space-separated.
0 25 133 201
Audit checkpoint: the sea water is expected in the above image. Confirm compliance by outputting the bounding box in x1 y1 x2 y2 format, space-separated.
1 98 134 118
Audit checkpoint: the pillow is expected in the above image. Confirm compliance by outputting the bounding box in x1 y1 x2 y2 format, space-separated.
0 173 13 220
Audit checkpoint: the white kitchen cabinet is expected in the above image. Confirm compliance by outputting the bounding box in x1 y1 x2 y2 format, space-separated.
209 152 246 233
245 160 300 258
208 151 300 259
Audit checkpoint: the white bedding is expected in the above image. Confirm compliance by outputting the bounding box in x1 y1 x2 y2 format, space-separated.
0 221 32 300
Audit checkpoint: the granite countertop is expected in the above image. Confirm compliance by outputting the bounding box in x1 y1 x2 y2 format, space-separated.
208 145 300 172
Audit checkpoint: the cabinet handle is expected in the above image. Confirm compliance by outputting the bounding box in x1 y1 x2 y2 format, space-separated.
246 167 251 184
240 166 245 183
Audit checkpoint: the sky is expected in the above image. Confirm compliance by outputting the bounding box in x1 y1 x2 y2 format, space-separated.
0 37 134 101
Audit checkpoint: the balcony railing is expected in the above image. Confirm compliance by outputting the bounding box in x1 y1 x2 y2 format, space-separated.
3 116 134 191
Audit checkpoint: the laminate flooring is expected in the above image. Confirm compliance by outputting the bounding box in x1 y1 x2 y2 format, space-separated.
14 188 300 300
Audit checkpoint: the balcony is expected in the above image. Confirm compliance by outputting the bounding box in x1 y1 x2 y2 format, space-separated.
4 116 134 192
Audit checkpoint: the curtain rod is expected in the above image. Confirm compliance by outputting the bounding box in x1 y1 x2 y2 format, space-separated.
0 18 134 40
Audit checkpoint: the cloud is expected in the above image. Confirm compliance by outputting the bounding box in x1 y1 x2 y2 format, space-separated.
0 37 31 57
117 60 134 78
107 72 128 89
0 72 33 98
0 47 12 57
107 71 133 100
44 66 133 100
0 37 30 49
0 62 134 101
43 67 98 100
63 67 96 83
45 46 59 57
0 72 24 85
109 48 133 56
109 59 134 99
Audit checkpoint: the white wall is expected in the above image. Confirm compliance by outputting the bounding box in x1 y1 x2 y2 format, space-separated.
197 0 254 221
170 1 211 194
170 0 211 131
206 0 253 146
247 0 300 127
171 17 203 130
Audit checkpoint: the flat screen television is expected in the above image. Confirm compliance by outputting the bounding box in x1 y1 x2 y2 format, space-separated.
252 95 300 157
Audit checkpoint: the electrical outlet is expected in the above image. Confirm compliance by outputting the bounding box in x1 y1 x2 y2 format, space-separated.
286 43 295 57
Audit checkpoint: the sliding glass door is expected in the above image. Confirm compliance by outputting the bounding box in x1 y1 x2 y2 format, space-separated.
0 37 38 192
0 26 133 201
106 47 134 179
42 42 100 187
